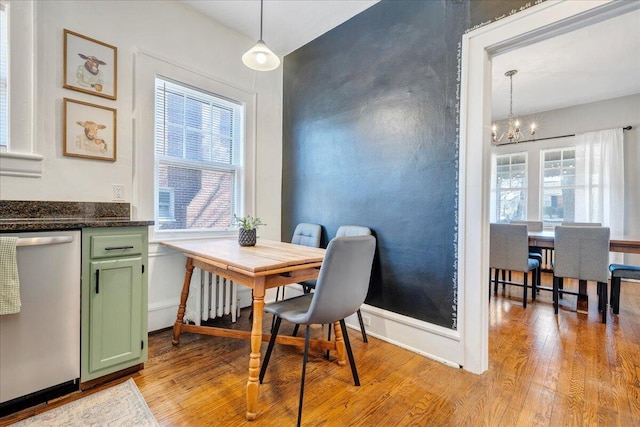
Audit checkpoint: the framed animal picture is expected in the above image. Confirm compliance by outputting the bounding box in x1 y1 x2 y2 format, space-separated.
63 98 117 161
63 29 117 100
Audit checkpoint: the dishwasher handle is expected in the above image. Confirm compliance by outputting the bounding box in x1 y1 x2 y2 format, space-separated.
16 235 74 247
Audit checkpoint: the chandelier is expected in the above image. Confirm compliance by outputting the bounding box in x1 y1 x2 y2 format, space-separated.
492 70 535 144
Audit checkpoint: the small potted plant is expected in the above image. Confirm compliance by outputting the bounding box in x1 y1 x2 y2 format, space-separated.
234 214 266 246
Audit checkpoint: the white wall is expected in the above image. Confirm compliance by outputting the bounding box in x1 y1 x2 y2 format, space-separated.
492 93 640 264
0 1 283 331
0 1 283 231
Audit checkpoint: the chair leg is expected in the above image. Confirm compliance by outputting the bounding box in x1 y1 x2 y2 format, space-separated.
297 326 311 427
325 325 331 360
249 290 254 320
599 281 607 324
523 272 528 308
597 280 603 312
356 309 368 343
259 316 281 384
553 276 559 314
489 269 492 301
270 289 282 332
501 270 506 293
292 324 300 337
611 277 621 315
340 319 360 386
493 268 499 294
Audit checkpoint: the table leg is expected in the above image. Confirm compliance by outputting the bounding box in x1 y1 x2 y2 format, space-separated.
576 279 588 314
172 257 195 345
332 321 347 366
246 278 265 421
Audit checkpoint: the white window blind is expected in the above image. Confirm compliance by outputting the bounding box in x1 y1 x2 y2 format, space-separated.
541 147 576 225
154 77 243 232
494 152 527 222
0 2 8 150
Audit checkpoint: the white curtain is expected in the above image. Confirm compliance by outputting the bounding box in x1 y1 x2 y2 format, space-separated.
574 128 624 263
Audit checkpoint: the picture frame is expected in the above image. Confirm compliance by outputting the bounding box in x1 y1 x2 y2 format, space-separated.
63 29 117 100
63 98 117 162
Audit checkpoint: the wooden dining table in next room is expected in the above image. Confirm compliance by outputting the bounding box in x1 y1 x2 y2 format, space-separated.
527 230 640 312
528 230 640 254
160 238 345 421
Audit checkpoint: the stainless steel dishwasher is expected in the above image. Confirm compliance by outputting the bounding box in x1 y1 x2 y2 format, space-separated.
0 230 81 415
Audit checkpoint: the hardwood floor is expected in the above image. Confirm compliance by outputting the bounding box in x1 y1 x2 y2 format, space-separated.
2 273 639 426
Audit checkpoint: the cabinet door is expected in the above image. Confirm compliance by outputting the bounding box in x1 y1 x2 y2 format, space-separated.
88 257 143 373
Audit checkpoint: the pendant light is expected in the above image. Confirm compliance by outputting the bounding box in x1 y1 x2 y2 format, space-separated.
242 0 280 71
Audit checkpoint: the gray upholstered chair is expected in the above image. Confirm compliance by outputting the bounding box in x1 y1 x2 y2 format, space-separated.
298 225 372 343
608 264 640 315
291 222 322 247
510 220 543 232
489 223 540 308
553 225 610 323
275 223 322 302
259 235 376 427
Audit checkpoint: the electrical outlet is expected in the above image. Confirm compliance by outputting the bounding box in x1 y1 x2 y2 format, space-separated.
112 184 125 201
362 316 371 327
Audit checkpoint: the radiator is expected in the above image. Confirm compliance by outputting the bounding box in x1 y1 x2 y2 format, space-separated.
540 248 554 271
199 270 240 323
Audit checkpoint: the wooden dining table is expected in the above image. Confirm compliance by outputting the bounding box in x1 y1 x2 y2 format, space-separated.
528 230 640 254
160 238 345 421
527 231 640 313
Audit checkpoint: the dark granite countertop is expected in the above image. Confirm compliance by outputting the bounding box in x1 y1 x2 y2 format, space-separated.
0 201 154 232
0 219 154 232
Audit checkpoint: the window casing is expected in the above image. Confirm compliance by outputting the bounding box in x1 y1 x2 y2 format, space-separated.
0 0 41 177
154 78 243 233
541 147 576 225
0 2 8 151
493 152 527 223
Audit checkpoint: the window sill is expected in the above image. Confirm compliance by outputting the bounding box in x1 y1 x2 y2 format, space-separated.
0 151 44 178
150 229 238 244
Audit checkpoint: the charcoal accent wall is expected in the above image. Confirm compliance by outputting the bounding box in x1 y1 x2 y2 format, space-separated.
282 0 538 329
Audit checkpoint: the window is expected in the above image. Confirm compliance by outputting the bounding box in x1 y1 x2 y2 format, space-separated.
0 2 7 151
493 152 527 222
541 148 575 225
154 78 243 232
157 188 175 221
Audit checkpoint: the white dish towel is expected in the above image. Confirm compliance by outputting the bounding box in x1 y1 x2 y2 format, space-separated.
0 236 21 315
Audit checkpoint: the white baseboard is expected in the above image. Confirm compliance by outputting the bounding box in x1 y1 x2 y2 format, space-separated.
147 281 464 370
148 299 179 332
263 284 463 369
346 305 462 369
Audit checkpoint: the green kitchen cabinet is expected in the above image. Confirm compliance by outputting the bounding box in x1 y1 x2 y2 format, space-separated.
81 227 149 384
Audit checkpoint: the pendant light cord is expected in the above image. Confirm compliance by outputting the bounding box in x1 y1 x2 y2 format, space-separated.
509 73 513 117
259 0 264 41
